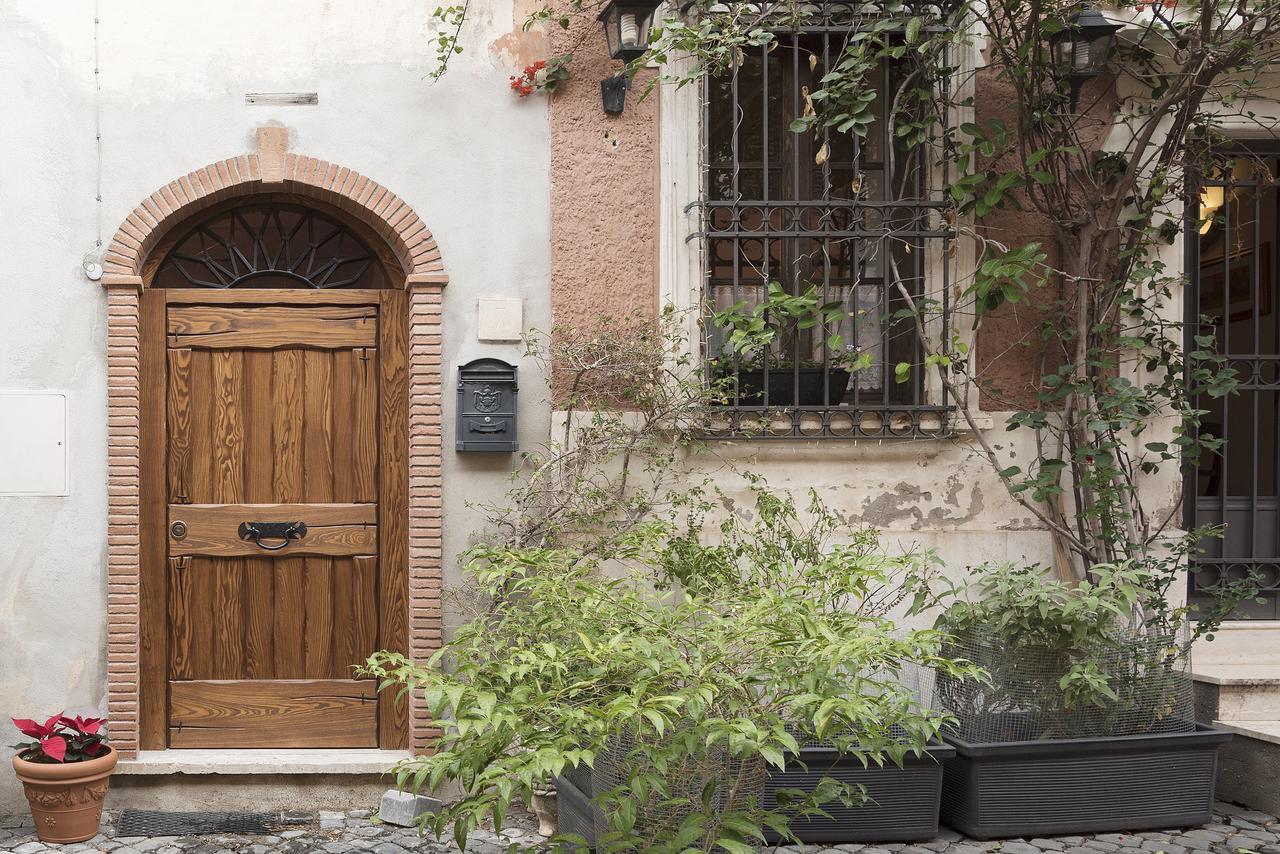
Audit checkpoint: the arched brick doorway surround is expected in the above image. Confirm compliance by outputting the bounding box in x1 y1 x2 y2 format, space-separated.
101 132 445 757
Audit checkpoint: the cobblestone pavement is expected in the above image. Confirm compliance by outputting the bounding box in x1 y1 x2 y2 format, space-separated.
1 802 1277 854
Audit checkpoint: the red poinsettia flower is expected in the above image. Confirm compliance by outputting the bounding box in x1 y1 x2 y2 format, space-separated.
12 711 107 764
39 736 67 762
60 715 106 736
12 712 64 740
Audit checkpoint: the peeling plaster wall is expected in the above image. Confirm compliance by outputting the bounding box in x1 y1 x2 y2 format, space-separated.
0 0 551 812
692 432 1057 614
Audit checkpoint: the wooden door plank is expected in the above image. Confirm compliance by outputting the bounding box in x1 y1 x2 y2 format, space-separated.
168 503 377 557
353 348 378 503
183 353 216 675
211 351 245 680
188 351 215 503
170 524 376 558
242 351 276 679
331 555 378 679
303 350 335 503
168 306 376 349
169 503 377 526
168 557 196 680
303 557 335 676
140 292 168 749
272 349 306 678
168 679 378 748
378 289 410 747
166 348 193 504
332 349 357 504
164 289 383 306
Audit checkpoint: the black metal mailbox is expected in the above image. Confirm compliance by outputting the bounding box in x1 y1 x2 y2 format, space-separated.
456 358 518 452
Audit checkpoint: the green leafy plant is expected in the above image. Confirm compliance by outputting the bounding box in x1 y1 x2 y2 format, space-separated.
418 0 1275 621
365 486 980 852
935 563 1204 740
711 281 871 373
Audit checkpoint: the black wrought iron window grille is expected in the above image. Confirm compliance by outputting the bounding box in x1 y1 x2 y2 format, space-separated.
1187 152 1280 618
696 3 956 439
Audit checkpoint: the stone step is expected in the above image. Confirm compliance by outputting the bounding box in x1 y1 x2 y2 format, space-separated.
1193 664 1280 720
1193 621 1280 666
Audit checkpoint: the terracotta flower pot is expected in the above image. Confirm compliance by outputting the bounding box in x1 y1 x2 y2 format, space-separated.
12 746 117 844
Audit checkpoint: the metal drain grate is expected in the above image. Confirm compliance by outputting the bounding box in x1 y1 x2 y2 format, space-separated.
116 810 286 836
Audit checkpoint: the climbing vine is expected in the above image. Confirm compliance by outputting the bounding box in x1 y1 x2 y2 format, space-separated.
430 0 1280 631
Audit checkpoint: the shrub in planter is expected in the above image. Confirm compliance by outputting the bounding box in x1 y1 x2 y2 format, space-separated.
710 281 871 407
934 563 1231 839
10 713 115 844
365 486 979 853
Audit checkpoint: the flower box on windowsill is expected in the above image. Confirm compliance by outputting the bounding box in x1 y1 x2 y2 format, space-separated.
731 367 851 407
939 724 1232 839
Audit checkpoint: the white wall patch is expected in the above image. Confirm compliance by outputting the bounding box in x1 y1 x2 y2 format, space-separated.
0 392 69 496
477 298 524 342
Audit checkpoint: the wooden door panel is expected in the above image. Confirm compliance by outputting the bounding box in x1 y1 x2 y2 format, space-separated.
169 556 380 679
168 679 378 748
167 305 377 349
168 502 376 557
162 299 390 749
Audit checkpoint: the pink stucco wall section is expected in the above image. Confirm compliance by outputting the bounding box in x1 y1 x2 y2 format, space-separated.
548 17 661 336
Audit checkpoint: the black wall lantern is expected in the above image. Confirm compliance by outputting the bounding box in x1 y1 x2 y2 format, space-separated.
1049 5 1123 110
598 0 663 114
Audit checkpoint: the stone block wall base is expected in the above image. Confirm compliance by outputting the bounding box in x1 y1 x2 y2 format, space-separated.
1215 735 1280 815
106 774 395 814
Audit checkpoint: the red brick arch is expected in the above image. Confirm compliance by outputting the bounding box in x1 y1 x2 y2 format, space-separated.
101 151 445 759
103 153 446 280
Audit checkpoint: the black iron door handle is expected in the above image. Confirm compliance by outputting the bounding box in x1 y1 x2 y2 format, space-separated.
238 521 308 551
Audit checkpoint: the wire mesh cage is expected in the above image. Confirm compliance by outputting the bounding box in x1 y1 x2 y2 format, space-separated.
590 729 766 847
936 625 1196 743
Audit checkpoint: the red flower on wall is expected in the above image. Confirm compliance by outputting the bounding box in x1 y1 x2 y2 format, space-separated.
510 60 548 97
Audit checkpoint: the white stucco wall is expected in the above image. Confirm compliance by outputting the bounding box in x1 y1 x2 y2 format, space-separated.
0 0 551 812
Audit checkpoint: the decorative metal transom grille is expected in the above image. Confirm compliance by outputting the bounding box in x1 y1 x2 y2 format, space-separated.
153 202 390 289
1189 153 1280 618
698 6 954 439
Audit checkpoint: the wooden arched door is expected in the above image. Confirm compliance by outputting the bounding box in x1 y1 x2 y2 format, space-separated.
137 201 409 749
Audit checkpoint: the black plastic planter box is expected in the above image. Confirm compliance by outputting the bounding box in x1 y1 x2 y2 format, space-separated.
761 740 956 843
939 724 1232 839
558 742 954 848
733 367 851 406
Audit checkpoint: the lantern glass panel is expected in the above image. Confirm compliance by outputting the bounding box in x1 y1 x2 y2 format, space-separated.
600 1 657 61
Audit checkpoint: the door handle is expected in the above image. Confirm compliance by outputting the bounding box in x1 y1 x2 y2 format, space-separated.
237 521 308 551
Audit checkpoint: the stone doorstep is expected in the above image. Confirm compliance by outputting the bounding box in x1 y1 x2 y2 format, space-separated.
115 748 413 775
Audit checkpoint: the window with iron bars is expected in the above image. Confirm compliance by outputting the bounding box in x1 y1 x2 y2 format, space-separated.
699 10 954 439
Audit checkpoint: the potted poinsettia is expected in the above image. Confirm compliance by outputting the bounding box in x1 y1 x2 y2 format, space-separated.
11 713 116 844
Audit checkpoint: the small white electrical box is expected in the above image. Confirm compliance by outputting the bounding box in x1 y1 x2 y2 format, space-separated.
0 392 69 496
477 298 524 342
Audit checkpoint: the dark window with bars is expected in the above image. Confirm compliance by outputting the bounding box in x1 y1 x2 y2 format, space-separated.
700 20 953 438
1189 154 1280 619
